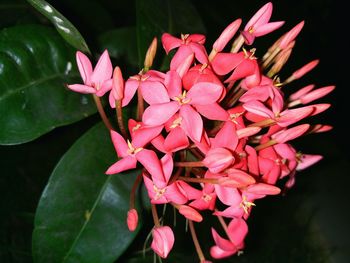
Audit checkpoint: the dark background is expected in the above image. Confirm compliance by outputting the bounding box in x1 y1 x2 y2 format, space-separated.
0 0 348 262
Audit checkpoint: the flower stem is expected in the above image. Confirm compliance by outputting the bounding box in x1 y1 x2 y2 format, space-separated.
130 173 142 209
93 94 113 130
175 161 204 168
255 139 277 151
231 34 245 53
248 118 275 128
178 176 217 184
115 100 127 137
151 204 160 227
137 89 144 121
188 220 206 262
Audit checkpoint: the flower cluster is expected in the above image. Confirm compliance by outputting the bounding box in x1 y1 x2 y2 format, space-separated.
67 2 334 262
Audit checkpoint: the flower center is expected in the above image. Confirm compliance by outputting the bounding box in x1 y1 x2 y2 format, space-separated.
240 195 256 214
229 112 244 124
181 33 190 44
243 48 257 60
248 26 254 34
153 185 166 200
126 140 143 155
170 117 183 129
202 194 212 202
174 90 191 105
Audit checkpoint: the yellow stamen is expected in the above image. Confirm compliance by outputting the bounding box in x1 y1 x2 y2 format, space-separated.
240 195 256 214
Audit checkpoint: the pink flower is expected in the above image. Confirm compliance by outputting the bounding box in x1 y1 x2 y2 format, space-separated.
162 33 208 70
210 218 248 259
242 2 284 45
151 226 175 258
122 70 166 107
105 128 162 175
143 154 187 204
67 50 112 96
213 19 242 52
142 78 223 142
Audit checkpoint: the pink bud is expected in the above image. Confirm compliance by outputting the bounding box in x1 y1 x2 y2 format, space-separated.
112 66 124 100
307 103 331 116
246 183 281 195
300 85 335 104
151 226 175 258
297 154 323 171
203 148 235 173
127 208 138 232
236 127 261 138
225 168 256 186
213 19 242 52
272 124 310 143
310 124 333 133
179 205 203 222
289 84 315 101
292 59 319 79
277 106 314 127
279 21 304 49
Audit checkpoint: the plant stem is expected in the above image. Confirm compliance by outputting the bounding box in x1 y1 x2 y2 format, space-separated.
188 220 206 262
93 94 113 130
175 161 204 168
115 100 127 137
151 204 160 227
130 173 143 208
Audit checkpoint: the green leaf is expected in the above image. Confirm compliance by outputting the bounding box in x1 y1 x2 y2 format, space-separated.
98 27 138 67
32 121 141 263
136 0 205 67
0 25 96 145
26 0 90 53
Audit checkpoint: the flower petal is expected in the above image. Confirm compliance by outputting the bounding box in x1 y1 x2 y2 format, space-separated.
67 84 95 94
180 105 203 142
90 50 113 85
164 127 189 153
76 51 92 84
187 82 223 105
136 149 164 184
122 79 139 107
105 156 137 174
142 101 180 126
161 33 182 53
110 130 128 157
140 81 170 104
211 52 245 75
195 103 229 121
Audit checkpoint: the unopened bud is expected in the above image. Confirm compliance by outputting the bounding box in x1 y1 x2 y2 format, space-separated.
213 19 242 52
144 37 157 70
272 124 310 143
127 208 138 231
179 205 203 222
203 147 234 173
279 21 304 49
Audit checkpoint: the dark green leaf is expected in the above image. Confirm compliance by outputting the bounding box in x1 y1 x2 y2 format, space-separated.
98 27 138 67
32 121 141 263
26 0 90 53
0 25 96 145
136 0 205 67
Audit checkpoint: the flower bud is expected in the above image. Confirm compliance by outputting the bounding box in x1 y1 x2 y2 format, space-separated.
151 226 175 258
179 205 203 222
144 37 157 69
203 147 234 173
279 21 304 49
213 19 242 52
126 208 138 231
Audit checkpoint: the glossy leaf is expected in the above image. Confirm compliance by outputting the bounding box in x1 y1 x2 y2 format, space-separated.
136 0 205 67
0 25 96 145
98 27 138 67
32 122 141 263
26 0 90 53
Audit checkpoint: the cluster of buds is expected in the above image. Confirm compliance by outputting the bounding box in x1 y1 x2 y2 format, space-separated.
67 2 334 262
